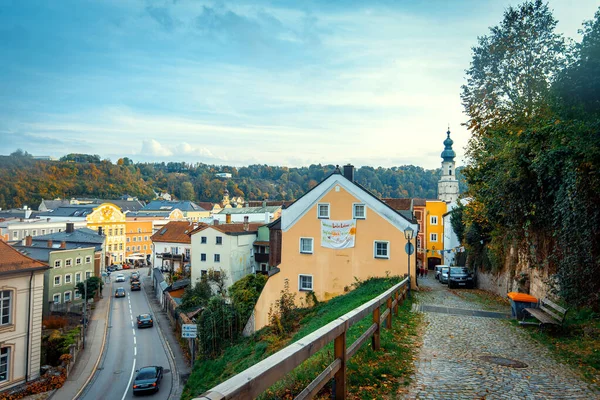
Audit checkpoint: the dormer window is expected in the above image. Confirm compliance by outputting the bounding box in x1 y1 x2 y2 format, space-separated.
317 203 330 219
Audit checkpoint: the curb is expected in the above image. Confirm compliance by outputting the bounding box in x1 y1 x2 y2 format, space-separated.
72 281 112 400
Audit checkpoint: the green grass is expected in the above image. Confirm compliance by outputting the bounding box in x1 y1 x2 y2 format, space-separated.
181 277 423 400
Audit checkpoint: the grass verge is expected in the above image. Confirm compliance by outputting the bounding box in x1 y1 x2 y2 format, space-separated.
181 277 423 400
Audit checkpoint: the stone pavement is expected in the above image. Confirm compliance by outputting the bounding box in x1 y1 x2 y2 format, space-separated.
405 274 599 399
50 281 112 400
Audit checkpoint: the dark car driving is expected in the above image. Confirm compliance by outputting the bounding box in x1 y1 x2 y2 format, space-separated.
447 267 474 288
115 287 126 298
131 281 141 291
132 365 163 394
136 313 153 328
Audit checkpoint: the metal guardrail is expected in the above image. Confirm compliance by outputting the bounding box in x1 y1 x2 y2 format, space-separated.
195 277 409 400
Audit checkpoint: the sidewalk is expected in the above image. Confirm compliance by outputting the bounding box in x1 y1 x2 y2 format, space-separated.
142 275 191 400
50 282 112 400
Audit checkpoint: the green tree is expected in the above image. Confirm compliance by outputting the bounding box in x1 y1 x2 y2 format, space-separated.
179 181 196 201
229 274 268 323
75 277 103 301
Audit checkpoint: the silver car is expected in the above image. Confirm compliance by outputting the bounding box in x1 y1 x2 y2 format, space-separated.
439 267 450 284
115 274 125 282
435 264 449 281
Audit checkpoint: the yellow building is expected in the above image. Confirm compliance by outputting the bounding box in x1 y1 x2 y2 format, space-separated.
252 166 418 331
86 203 126 265
425 200 447 269
125 219 153 264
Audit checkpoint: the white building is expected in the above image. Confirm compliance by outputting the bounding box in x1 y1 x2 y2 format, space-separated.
442 198 470 265
189 220 262 290
150 221 196 273
212 204 281 224
438 128 460 203
0 218 87 243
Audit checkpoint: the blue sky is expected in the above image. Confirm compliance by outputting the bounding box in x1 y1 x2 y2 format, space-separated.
1 0 598 169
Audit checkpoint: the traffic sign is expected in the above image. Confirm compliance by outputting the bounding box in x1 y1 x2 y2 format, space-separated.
405 242 415 255
182 324 197 332
182 331 197 338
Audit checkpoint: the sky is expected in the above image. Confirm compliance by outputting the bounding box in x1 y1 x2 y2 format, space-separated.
0 0 598 170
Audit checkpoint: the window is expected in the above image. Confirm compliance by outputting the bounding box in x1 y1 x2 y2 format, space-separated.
374 241 390 259
32 230 37 236
64 291 72 302
300 238 314 254
201 236 207 244
214 254 221 263
126 246 130 252
299 275 313 291
24 230 28 236
65 259 72 267
0 291 12 326
201 254 206 262
185 249 190 258
85 271 92 279
430 233 438 242
41 229 46 235
108 245 113 251
54 260 62 268
143 245 147 250
119 243 123 250
65 274 72 284
417 237 422 249
53 294 61 304
76 257 82 265
74 289 81 299
127 237 130 243
216 236 222 245
120 228 124 235
138 236 142 242
201 270 208 278
108 229 113 236
136 246 141 251
138 228 141 233
144 236 149 241
317 203 330 219
133 237 137 242
1 347 10 382
85 256 91 264
12 231 18 240
430 216 438 225
49 229 54 233
54 276 61 286
353 203 366 219
75 273 81 284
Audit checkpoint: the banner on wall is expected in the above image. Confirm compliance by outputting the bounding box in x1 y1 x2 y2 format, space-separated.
321 219 356 249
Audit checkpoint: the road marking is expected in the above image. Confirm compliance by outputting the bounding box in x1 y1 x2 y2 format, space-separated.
134 347 137 356
131 321 134 328
134 337 136 345
132 328 135 336
121 358 136 400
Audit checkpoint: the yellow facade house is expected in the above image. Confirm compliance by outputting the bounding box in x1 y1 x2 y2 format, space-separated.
424 200 447 269
251 165 419 331
86 203 126 265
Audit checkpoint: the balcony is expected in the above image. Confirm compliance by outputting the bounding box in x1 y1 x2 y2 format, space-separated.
254 253 269 263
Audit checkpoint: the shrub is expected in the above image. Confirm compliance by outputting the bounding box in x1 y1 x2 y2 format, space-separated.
43 315 68 330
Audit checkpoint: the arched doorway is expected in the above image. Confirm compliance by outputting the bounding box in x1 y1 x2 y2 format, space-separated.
428 257 442 270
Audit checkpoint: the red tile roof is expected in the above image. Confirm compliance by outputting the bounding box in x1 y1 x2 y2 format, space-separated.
151 221 207 244
381 198 412 211
0 240 49 275
196 202 214 211
413 198 427 207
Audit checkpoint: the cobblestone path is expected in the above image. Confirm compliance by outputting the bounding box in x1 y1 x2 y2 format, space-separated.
405 275 599 399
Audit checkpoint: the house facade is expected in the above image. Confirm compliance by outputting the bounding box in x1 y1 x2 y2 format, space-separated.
0 241 49 391
150 221 199 274
253 225 271 274
190 222 261 290
86 203 126 265
252 165 418 331
0 219 87 244
141 200 210 222
212 204 282 224
125 219 153 263
425 200 447 269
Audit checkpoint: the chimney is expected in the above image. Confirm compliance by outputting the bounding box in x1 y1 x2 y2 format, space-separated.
98 226 103 236
47 240 53 248
226 213 231 224
66 222 75 233
243 216 249 231
60 241 66 249
213 219 219 226
25 235 32 246
343 164 355 182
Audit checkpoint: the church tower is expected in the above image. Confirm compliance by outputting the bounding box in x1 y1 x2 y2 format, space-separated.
438 128 459 203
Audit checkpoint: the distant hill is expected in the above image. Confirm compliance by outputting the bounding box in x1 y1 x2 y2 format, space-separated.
0 152 467 210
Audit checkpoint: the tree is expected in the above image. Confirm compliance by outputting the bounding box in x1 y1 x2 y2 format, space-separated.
75 277 103 301
178 181 195 201
229 274 268 323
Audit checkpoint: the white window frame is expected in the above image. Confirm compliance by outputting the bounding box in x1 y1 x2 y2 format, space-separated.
298 274 313 291
353 203 366 219
201 236 207 244
216 236 223 245
430 216 438 225
214 254 221 263
54 260 62 268
0 290 12 326
374 241 390 259
64 291 72 303
12 231 18 240
85 271 92 279
201 253 206 262
0 347 10 383
41 229 46 235
76 257 82 266
85 256 92 264
65 258 72 267
75 272 82 284
299 237 314 254
317 203 330 219
74 289 81 299
430 233 438 242
54 275 62 286
65 274 72 284
32 230 37 236
133 237 137 242
53 294 61 304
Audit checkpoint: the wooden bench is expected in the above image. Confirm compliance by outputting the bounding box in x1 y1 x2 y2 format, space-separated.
521 298 568 328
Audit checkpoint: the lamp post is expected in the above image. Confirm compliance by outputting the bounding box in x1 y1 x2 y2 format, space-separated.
404 226 415 299
82 279 87 349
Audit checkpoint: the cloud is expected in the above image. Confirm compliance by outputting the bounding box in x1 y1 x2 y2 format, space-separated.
175 142 215 158
145 5 179 31
141 139 173 156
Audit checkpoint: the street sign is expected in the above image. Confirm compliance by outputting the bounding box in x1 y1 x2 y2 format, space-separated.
182 331 197 339
405 242 415 255
182 324 197 332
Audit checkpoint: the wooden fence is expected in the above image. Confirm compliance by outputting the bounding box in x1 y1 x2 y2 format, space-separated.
195 277 409 400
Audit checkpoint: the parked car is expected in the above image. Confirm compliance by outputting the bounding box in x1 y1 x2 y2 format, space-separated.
439 267 450 284
132 366 163 394
115 274 125 282
131 281 141 291
131 272 140 281
107 265 118 272
115 287 126 298
434 265 448 280
448 267 474 288
136 313 153 328
123 263 131 270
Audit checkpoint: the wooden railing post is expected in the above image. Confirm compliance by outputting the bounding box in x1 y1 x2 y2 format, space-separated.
386 297 393 329
394 290 399 316
334 330 347 400
372 304 380 350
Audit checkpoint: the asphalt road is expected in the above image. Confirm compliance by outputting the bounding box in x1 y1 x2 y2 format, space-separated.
80 268 173 400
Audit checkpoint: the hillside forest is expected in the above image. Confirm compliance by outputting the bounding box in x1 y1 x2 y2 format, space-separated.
0 151 466 210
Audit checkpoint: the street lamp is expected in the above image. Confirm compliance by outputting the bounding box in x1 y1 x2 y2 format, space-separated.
404 226 415 299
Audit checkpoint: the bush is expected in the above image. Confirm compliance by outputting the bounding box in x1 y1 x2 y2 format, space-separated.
43 315 68 330
229 274 268 323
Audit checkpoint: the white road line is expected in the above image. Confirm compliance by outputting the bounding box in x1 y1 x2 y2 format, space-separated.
121 358 136 400
132 328 135 336
134 337 136 345
131 321 134 328
134 347 137 356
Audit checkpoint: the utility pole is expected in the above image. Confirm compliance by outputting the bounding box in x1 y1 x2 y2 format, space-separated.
83 279 88 349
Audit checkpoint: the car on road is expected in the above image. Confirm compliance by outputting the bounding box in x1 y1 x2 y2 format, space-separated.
439 267 450 284
434 265 448 280
115 274 125 282
136 313 154 328
448 267 474 288
115 287 126 298
132 365 163 395
131 281 141 291
131 272 140 281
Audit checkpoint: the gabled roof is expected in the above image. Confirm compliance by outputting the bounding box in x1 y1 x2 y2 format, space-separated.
381 198 412 211
267 217 281 229
281 172 418 233
38 205 96 218
196 202 214 211
39 199 71 211
12 245 94 262
216 206 281 215
0 241 49 275
151 221 203 244
190 223 263 236
247 200 294 208
413 198 427 207
142 200 207 212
